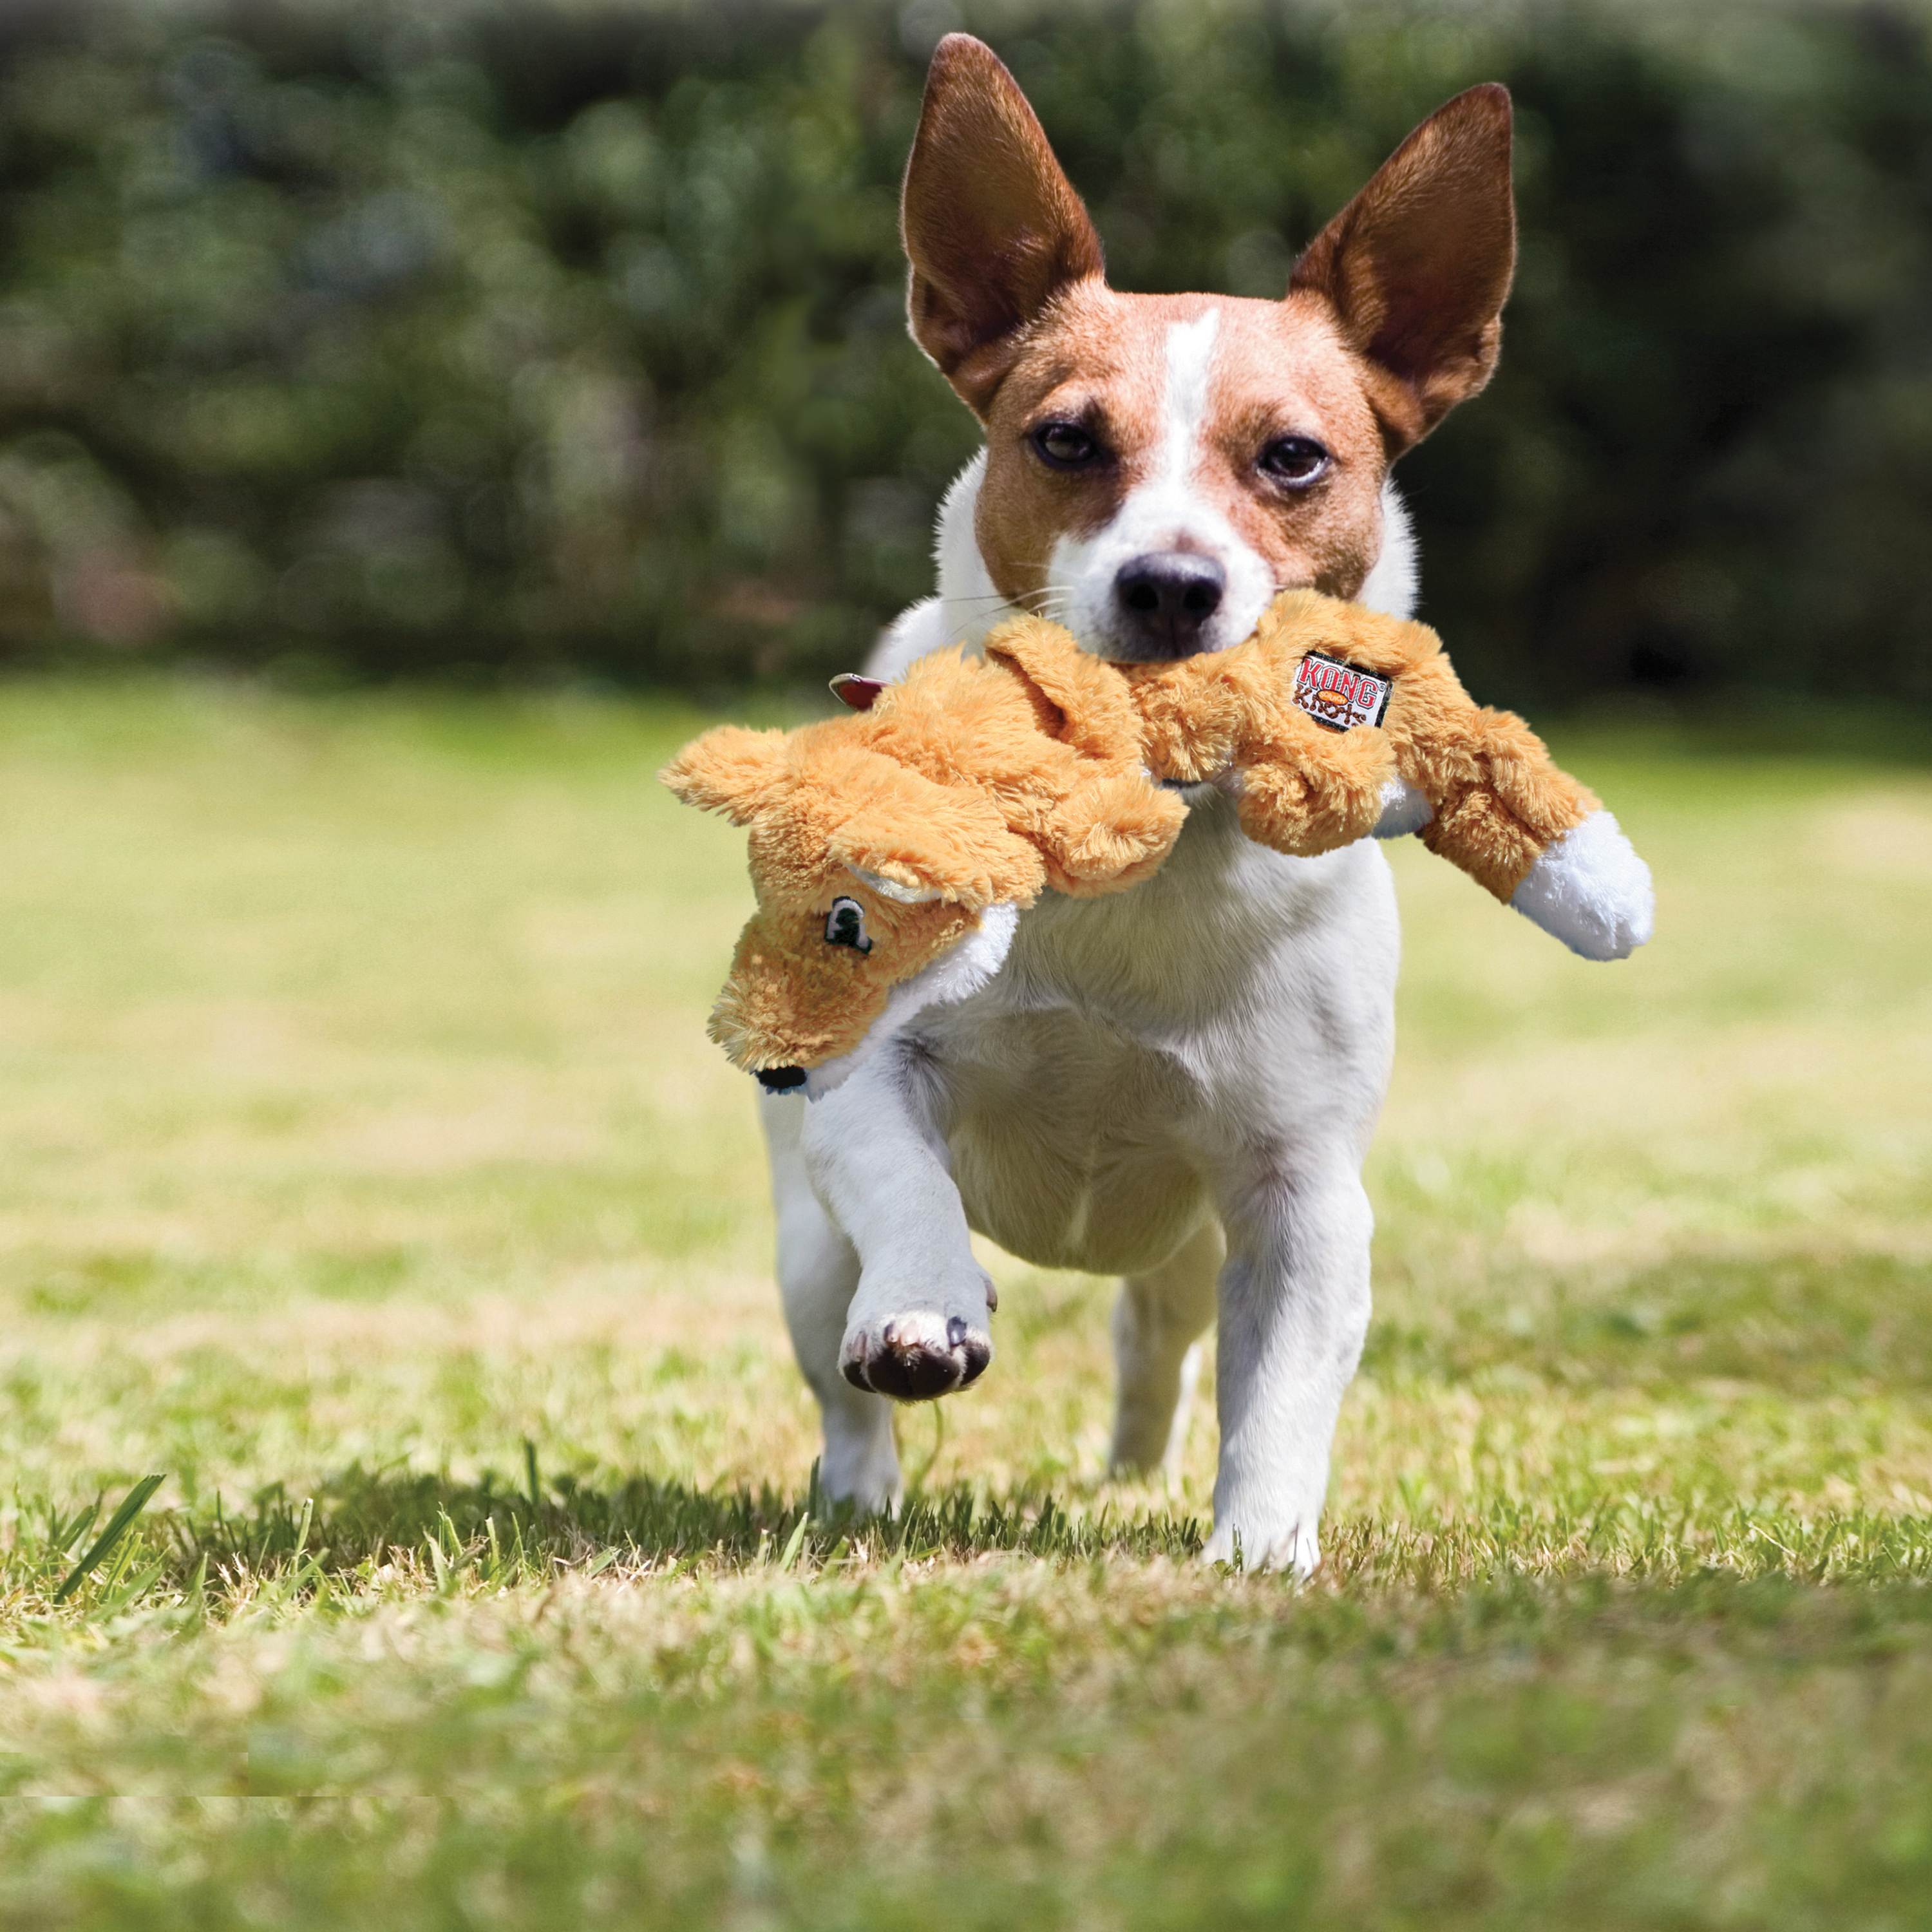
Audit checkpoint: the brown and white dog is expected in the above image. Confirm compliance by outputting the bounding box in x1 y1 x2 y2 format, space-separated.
760 35 1651 1571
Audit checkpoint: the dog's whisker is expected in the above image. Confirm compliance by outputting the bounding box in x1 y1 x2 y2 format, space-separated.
1010 587 1072 619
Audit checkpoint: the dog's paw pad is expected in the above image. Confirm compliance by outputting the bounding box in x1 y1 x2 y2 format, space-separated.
841 1311 992 1402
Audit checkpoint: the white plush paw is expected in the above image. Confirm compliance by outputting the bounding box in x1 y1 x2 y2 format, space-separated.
1509 809 1655 960
840 1291 994 1403
1370 775 1435 838
1202 1517 1321 1579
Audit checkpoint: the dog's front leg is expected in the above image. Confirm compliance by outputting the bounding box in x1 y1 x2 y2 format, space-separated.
799 1045 996 1403
761 1094 902 1509
1204 1145 1374 1577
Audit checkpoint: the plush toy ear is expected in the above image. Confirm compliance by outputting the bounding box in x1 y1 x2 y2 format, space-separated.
828 760 1045 912
1289 84 1516 450
659 726 791 826
901 34 1106 416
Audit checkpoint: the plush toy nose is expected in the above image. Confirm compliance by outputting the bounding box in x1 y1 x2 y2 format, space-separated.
755 1066 808 1092
1112 551 1225 659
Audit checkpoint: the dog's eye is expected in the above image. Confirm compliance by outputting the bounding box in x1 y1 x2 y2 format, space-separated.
1030 422 1103 470
1259 436 1331 488
824 897 872 954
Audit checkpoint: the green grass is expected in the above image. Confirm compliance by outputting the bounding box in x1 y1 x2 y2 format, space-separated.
0 679 1928 1928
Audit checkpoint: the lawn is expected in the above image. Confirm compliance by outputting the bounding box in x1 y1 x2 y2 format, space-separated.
0 679 1927 1929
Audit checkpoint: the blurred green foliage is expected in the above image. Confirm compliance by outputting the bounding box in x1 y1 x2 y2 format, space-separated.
0 0 1927 703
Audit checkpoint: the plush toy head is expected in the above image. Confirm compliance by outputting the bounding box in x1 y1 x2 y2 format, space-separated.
662 627 1189 1086
661 721 1043 1082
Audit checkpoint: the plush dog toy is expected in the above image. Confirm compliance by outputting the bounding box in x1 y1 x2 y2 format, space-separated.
663 591 1653 1086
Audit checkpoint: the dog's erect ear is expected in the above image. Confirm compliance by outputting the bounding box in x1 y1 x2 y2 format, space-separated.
659 726 791 826
1290 84 1516 451
902 33 1106 417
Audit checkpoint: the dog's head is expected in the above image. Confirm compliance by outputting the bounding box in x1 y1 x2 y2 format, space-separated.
661 721 1040 1084
904 35 1516 661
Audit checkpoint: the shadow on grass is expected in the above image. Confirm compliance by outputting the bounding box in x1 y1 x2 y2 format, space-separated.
15 1464 1931 1615
155 1469 1932 1596
143 1460 1209 1594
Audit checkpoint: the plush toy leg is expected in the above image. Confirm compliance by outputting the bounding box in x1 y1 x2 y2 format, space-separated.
1036 771 1188 897
1233 739 1390 857
1108 1216 1224 1477
1508 809 1656 960
1203 1144 1374 1578
798 1045 998 1406
761 1094 902 1510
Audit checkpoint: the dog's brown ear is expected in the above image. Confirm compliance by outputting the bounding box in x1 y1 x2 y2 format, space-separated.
902 33 1105 417
1290 84 1516 451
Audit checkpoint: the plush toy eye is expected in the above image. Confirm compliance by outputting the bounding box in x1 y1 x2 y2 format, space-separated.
1259 435 1331 488
824 897 872 954
1030 421 1104 470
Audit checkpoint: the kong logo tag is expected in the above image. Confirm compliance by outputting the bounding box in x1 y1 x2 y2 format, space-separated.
1291 651 1392 732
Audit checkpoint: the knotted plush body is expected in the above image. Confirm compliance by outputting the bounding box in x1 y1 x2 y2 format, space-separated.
1049 589 1598 902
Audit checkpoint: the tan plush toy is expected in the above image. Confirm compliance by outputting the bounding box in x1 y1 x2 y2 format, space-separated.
663 591 1652 1090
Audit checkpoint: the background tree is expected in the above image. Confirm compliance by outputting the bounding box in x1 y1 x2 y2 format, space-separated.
0 0 1926 708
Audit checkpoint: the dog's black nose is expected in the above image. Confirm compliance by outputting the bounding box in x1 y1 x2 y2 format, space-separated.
755 1066 808 1092
1112 551 1226 659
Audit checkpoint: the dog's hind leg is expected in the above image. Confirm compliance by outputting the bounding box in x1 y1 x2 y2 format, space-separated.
761 1095 902 1510
1108 1217 1224 1477
1203 1141 1375 1578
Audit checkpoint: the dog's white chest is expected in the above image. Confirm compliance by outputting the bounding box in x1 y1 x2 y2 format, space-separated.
925 997 1213 1274
905 800 1400 1276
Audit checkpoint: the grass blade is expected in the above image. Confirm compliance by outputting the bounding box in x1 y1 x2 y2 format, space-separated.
55 1474 166 1603
905 1403 946 1500
777 1511 810 1574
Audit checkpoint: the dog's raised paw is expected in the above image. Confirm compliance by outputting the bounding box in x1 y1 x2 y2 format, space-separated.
840 1309 992 1401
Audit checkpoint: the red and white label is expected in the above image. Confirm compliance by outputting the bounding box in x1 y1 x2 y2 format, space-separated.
1291 651 1392 732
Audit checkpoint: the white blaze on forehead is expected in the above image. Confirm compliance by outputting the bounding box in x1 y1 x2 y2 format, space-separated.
1157 308 1220 492
1044 306 1277 658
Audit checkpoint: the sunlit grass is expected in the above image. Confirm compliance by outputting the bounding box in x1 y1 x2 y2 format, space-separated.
0 681 1927 1926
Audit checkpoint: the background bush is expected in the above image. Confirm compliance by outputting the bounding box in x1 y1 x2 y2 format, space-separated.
0 0 1927 706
